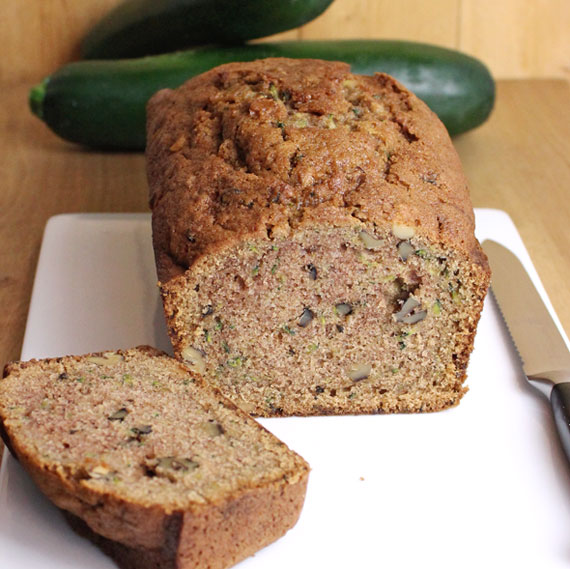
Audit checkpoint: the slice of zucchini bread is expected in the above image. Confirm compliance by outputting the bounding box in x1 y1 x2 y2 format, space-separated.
0 346 309 569
146 58 490 417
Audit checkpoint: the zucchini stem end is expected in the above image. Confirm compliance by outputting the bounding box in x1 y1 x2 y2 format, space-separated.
29 78 49 119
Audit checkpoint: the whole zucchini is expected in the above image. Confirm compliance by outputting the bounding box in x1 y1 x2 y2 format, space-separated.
30 40 495 150
82 0 335 59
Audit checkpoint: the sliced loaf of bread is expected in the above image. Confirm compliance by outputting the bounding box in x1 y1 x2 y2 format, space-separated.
146 58 490 416
0 346 309 569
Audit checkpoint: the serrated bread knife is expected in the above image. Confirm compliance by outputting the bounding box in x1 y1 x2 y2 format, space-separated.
482 240 570 461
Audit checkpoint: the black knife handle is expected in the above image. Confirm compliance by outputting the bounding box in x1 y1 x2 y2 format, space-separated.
551 382 570 462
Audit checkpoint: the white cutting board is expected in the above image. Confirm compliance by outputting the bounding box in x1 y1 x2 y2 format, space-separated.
1 209 570 569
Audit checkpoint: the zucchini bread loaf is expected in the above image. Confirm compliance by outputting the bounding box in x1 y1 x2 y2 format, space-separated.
0 346 309 569
146 58 490 417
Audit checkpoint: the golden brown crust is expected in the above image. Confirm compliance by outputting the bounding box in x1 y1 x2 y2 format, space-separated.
62 472 309 569
62 510 182 569
146 58 488 285
175 474 308 568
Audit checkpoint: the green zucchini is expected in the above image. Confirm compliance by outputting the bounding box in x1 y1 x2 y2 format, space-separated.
30 40 495 150
81 0 335 59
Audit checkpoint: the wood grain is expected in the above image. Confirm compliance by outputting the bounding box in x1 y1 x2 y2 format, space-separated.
297 0 459 47
0 0 120 82
459 0 570 79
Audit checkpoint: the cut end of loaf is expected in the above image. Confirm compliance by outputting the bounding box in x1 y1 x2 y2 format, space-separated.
0 347 307 505
164 223 489 417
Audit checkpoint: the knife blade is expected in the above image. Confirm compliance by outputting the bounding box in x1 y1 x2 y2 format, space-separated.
482 239 570 460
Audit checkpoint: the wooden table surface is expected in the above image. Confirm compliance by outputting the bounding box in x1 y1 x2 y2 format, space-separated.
0 78 569 395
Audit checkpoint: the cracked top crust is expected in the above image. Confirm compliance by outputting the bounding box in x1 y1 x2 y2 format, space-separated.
146 58 486 284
